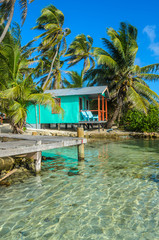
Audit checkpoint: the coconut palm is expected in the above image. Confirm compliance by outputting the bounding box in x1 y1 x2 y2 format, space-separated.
65 34 95 76
0 23 35 90
85 22 159 128
0 24 61 133
0 0 34 43
36 56 65 89
63 71 84 88
33 5 71 90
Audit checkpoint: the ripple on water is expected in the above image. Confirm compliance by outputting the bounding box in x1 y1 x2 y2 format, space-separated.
0 139 159 239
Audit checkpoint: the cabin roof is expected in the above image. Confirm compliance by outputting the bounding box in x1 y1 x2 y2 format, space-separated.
45 86 109 99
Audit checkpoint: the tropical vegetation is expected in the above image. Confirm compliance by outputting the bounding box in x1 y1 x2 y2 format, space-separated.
63 71 84 88
0 23 61 133
85 22 159 128
65 34 95 77
0 2 159 133
33 5 71 90
0 0 34 43
121 105 159 132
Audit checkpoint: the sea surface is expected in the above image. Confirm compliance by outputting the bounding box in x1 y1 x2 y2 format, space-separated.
0 139 159 239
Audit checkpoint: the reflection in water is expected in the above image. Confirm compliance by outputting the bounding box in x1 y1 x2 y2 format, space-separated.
0 139 159 239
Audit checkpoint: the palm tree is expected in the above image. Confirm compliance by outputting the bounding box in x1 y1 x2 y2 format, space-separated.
0 23 35 89
36 56 65 89
65 34 95 76
33 5 71 90
63 71 83 88
85 22 159 128
0 24 61 133
0 0 34 43
0 79 60 133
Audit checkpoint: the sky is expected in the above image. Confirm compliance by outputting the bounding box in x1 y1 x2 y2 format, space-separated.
13 0 159 94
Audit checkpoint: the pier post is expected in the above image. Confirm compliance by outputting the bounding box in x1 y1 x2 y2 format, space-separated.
35 140 42 174
77 127 84 161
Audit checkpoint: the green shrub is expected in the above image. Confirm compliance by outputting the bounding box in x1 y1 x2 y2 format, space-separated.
121 105 159 132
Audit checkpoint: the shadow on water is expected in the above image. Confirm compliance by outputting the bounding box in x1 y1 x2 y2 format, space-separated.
42 149 82 176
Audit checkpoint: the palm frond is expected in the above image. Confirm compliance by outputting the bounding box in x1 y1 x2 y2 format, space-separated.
127 86 147 113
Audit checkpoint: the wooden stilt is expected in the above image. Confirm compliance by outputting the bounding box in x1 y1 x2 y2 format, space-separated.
26 141 42 174
58 123 60 130
102 96 104 121
105 98 107 121
98 94 101 121
77 127 84 161
65 123 68 130
98 124 100 132
35 140 42 174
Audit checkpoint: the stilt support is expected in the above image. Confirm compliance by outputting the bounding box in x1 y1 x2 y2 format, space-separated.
26 140 42 174
77 127 84 161
34 140 42 174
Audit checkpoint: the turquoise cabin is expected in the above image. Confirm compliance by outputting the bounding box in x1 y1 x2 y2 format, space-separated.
26 86 109 129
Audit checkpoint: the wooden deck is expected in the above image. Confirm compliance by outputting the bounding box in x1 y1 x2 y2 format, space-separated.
78 121 106 131
0 133 87 158
79 121 107 124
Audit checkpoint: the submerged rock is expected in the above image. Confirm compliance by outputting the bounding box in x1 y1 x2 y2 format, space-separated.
68 170 80 176
27 198 34 202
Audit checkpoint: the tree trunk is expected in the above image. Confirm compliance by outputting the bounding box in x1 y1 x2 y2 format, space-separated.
117 108 122 126
0 0 15 43
42 44 59 90
107 97 123 129
10 121 24 134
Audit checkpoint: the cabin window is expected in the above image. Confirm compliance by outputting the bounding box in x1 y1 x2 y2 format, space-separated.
86 100 89 110
52 98 61 114
79 97 83 111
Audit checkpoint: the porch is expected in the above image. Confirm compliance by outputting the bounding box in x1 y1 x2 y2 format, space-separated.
79 93 108 123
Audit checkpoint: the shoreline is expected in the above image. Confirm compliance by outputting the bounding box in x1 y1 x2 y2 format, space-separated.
1 124 159 139
25 128 159 140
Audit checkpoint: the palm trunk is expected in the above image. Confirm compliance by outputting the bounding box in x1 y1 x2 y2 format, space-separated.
10 121 24 134
107 97 123 129
53 77 57 89
42 44 59 90
0 0 15 43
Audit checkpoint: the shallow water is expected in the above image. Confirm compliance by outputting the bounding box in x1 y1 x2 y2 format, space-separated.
1 139 159 239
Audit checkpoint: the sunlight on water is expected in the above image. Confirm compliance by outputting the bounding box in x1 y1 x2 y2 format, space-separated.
0 139 159 239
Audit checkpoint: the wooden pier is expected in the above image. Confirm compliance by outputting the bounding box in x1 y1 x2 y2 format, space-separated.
0 131 87 173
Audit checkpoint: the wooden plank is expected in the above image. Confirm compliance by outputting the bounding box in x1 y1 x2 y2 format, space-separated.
0 169 18 182
0 133 85 141
0 140 36 149
79 121 107 124
0 139 86 158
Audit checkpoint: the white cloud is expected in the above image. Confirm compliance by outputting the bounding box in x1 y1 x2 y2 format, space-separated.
143 25 159 56
149 42 159 56
143 25 156 42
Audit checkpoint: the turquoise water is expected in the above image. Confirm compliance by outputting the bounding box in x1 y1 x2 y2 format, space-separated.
1 139 159 239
